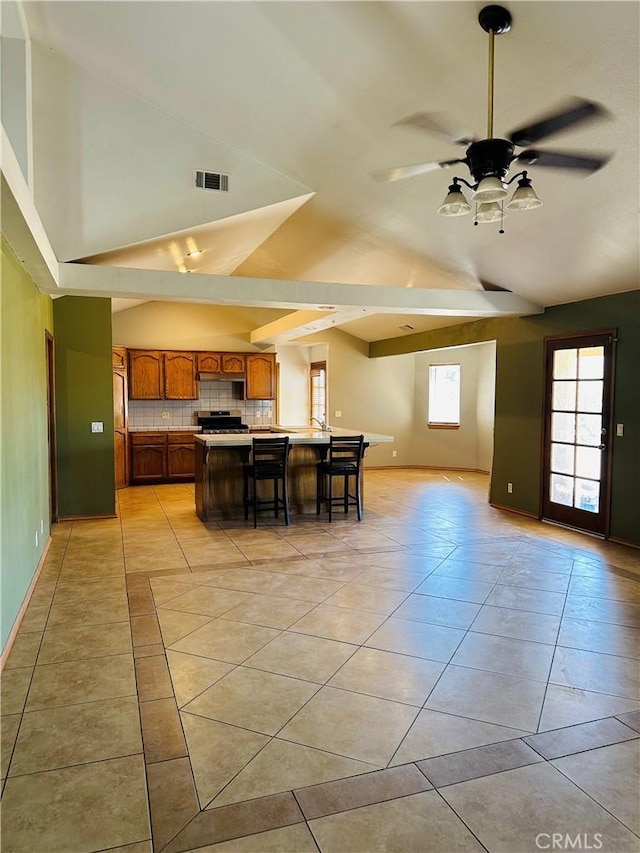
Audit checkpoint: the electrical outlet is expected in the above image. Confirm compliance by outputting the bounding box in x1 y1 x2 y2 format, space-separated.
91 421 104 433
334 410 342 418
507 482 513 494
256 411 262 418
392 450 397 457
161 411 171 420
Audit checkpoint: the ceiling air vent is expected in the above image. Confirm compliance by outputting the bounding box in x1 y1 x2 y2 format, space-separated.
398 323 415 332
195 170 229 192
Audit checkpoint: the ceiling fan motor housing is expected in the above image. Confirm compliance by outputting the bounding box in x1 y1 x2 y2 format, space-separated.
466 138 515 184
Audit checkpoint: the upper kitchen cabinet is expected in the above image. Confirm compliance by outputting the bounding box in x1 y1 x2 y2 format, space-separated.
164 351 197 399
129 350 197 400
197 352 221 374
128 350 163 399
221 353 245 374
246 353 276 399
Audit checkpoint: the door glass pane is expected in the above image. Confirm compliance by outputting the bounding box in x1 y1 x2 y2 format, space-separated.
552 381 576 411
577 414 602 446
575 478 600 513
550 473 573 507
575 446 601 480
551 412 576 443
553 349 577 379
577 380 603 413
578 346 604 379
551 443 574 475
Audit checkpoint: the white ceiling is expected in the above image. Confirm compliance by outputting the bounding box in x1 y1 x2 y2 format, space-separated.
15 2 640 343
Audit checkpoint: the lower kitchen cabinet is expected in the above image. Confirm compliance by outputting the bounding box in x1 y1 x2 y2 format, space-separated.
130 432 195 484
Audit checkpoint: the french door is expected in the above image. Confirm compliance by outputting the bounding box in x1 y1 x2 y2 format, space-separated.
541 331 616 536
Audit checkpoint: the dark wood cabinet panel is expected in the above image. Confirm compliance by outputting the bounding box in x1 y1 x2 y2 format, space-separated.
167 443 195 479
114 429 128 490
130 431 195 484
131 443 166 483
113 359 129 489
112 346 127 370
246 353 275 399
164 351 197 399
128 351 164 399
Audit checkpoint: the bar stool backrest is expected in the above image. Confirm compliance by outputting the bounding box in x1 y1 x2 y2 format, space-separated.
328 435 364 471
251 436 290 477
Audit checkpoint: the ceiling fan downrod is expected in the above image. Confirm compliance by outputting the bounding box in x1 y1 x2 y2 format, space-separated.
478 5 512 139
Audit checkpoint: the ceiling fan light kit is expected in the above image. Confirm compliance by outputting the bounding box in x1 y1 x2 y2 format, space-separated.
375 4 610 232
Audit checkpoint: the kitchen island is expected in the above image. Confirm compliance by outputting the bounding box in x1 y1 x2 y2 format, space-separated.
194 427 393 521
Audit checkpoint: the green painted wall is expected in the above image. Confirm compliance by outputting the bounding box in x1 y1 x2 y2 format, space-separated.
53 296 115 517
1 237 53 649
370 290 640 546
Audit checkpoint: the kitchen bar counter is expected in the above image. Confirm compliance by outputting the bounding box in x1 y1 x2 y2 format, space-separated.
194 427 393 521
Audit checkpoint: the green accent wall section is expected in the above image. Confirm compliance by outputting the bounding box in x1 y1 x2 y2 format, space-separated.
1 237 53 649
53 296 115 518
370 291 640 546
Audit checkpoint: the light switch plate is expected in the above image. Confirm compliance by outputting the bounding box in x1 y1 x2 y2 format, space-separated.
91 422 104 433
616 423 624 437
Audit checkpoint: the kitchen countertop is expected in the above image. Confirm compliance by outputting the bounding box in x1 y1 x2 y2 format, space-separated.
128 426 202 432
195 426 394 446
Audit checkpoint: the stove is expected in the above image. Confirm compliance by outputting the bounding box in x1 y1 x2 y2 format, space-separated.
196 410 250 434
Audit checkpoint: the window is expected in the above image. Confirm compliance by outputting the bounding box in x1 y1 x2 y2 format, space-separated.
310 361 327 426
428 364 460 427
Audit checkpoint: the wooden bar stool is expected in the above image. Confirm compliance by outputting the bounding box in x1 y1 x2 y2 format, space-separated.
243 436 291 528
316 434 365 521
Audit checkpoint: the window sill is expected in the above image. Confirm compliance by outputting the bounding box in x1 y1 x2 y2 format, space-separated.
428 423 460 430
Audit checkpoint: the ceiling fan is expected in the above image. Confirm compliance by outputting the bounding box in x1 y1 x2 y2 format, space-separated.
372 5 611 228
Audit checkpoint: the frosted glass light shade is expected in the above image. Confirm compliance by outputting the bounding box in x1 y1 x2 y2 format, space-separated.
507 184 543 210
472 176 508 202
476 202 505 223
438 186 472 216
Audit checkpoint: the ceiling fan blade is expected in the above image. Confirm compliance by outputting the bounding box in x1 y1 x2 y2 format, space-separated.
394 112 474 147
371 159 465 184
508 98 609 147
515 149 611 173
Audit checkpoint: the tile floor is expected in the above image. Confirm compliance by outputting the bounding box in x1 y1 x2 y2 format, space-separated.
1 469 639 852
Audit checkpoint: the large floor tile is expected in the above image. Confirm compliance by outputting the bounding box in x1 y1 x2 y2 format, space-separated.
168 618 280 663
450 631 555 682
166 650 235 708
425 665 547 731
484 584 566 615
182 666 319 735
390 708 527 764
156 608 213 646
0 755 149 852
470 604 560 644
558 616 640 658
393 593 481 629
414 574 495 604
278 686 419 766
539 684 640 731
308 789 485 852
364 617 465 663
186 824 319 852
219 593 316 629
552 740 640 834
327 646 445 706
180 713 269 807
550 646 640 699
26 654 136 711
211 738 375 807
1 715 21 779
244 631 358 683
563 594 640 628
9 696 142 775
37 621 132 664
290 604 385 644
321 583 409 616
440 761 640 852
160 586 254 618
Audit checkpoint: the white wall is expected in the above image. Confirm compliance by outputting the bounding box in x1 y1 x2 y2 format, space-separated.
411 341 496 472
276 346 310 426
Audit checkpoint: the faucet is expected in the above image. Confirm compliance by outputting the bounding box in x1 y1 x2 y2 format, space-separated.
311 416 328 431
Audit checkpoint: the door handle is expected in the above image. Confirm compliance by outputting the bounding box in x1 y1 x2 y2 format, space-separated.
598 444 606 451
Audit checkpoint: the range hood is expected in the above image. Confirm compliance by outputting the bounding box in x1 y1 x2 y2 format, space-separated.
197 372 245 383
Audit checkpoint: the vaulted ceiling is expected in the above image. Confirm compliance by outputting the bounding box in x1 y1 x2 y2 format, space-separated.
7 1 640 343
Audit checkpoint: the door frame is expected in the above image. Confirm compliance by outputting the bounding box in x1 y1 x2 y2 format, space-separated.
45 330 58 524
540 328 617 538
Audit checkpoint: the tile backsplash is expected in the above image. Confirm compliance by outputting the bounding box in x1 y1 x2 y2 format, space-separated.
128 381 274 429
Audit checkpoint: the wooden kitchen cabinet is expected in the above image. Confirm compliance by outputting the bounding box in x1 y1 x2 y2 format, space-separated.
129 350 197 400
164 351 197 399
246 353 276 399
221 353 245 374
113 348 129 489
128 351 164 399
130 431 195 484
197 352 221 374
130 433 166 484
167 432 196 480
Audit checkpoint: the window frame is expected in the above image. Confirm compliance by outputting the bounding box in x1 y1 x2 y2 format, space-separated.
309 361 327 426
428 363 461 429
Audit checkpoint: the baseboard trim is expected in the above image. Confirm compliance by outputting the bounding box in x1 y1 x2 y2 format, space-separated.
0 536 52 672
57 513 117 521
490 502 539 520
609 535 640 551
367 465 490 474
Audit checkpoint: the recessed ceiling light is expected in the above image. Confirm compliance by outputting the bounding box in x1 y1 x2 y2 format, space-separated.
318 305 335 310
